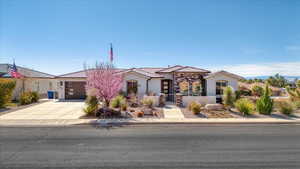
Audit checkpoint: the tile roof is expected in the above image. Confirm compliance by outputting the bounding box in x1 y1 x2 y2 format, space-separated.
175 66 211 73
204 70 244 80
156 65 184 73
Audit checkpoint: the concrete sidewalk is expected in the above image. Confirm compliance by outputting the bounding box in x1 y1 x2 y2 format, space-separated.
1 117 300 126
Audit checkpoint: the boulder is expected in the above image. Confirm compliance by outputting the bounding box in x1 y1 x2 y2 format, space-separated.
204 104 224 111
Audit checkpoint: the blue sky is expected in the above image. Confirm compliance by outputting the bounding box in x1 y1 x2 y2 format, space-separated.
0 0 300 76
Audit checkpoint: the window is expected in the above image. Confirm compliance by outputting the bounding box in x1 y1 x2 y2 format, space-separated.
179 81 189 96
127 80 138 94
192 81 202 96
216 80 228 95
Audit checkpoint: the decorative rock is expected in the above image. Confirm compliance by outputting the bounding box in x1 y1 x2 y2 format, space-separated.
142 107 153 115
204 104 224 111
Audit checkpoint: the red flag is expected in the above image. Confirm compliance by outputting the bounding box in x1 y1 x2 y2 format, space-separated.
110 43 113 62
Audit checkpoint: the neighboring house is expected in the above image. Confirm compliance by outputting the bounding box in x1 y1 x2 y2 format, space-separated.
56 65 243 105
0 64 57 99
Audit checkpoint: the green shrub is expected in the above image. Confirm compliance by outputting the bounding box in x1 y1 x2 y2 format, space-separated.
0 79 16 108
256 84 274 115
20 92 33 105
234 98 255 115
251 85 264 97
83 96 99 116
141 98 154 108
293 101 300 109
191 103 201 115
110 95 125 108
188 101 198 111
223 86 235 108
277 101 295 115
30 91 39 103
19 91 40 105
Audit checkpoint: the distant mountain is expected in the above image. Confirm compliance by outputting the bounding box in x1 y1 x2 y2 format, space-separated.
245 76 300 82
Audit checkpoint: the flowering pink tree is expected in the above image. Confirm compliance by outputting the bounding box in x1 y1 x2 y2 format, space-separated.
85 63 123 107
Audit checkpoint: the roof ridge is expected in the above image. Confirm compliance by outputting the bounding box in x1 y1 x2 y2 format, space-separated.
1 63 55 77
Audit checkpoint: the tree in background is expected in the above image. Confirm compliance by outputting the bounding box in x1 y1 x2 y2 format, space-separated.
251 85 264 97
266 74 288 88
296 80 300 88
85 63 123 107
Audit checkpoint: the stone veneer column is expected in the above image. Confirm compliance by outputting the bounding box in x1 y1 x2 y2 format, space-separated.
176 93 183 107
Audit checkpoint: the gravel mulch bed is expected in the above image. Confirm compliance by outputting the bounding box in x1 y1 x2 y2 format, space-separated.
128 107 164 118
201 109 236 118
181 108 236 118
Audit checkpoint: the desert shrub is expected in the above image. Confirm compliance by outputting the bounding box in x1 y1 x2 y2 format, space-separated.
30 91 39 103
137 111 144 117
223 86 235 108
159 94 165 107
293 101 300 109
110 95 126 108
277 101 295 115
19 91 40 105
0 79 16 108
188 101 198 111
191 103 201 115
234 98 255 115
286 87 300 102
251 85 264 97
20 92 33 105
256 85 274 115
121 101 127 111
238 86 252 96
83 96 99 116
128 93 139 107
141 98 154 108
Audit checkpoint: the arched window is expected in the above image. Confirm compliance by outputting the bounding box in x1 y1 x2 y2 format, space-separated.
179 80 189 96
216 80 228 95
127 80 138 95
192 81 202 96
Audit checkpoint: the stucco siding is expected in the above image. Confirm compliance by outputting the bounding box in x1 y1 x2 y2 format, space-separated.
11 78 58 99
206 74 239 96
148 78 161 95
122 73 148 97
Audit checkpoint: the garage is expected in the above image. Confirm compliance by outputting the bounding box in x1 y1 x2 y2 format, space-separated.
65 81 86 99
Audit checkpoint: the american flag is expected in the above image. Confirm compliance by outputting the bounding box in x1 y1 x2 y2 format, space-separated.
9 62 23 78
109 43 113 62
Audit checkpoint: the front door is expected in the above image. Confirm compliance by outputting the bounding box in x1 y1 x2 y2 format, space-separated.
161 79 173 101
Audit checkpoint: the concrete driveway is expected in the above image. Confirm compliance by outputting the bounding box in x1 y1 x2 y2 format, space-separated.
0 100 85 120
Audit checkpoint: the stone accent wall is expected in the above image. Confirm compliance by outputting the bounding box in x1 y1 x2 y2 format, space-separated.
173 72 207 96
176 93 183 107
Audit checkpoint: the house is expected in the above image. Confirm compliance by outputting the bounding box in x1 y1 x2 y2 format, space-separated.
56 65 243 105
0 64 57 99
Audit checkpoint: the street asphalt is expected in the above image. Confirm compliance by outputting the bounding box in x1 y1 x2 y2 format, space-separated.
1 124 300 169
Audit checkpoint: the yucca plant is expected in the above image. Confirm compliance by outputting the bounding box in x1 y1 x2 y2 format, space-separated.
256 84 273 115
